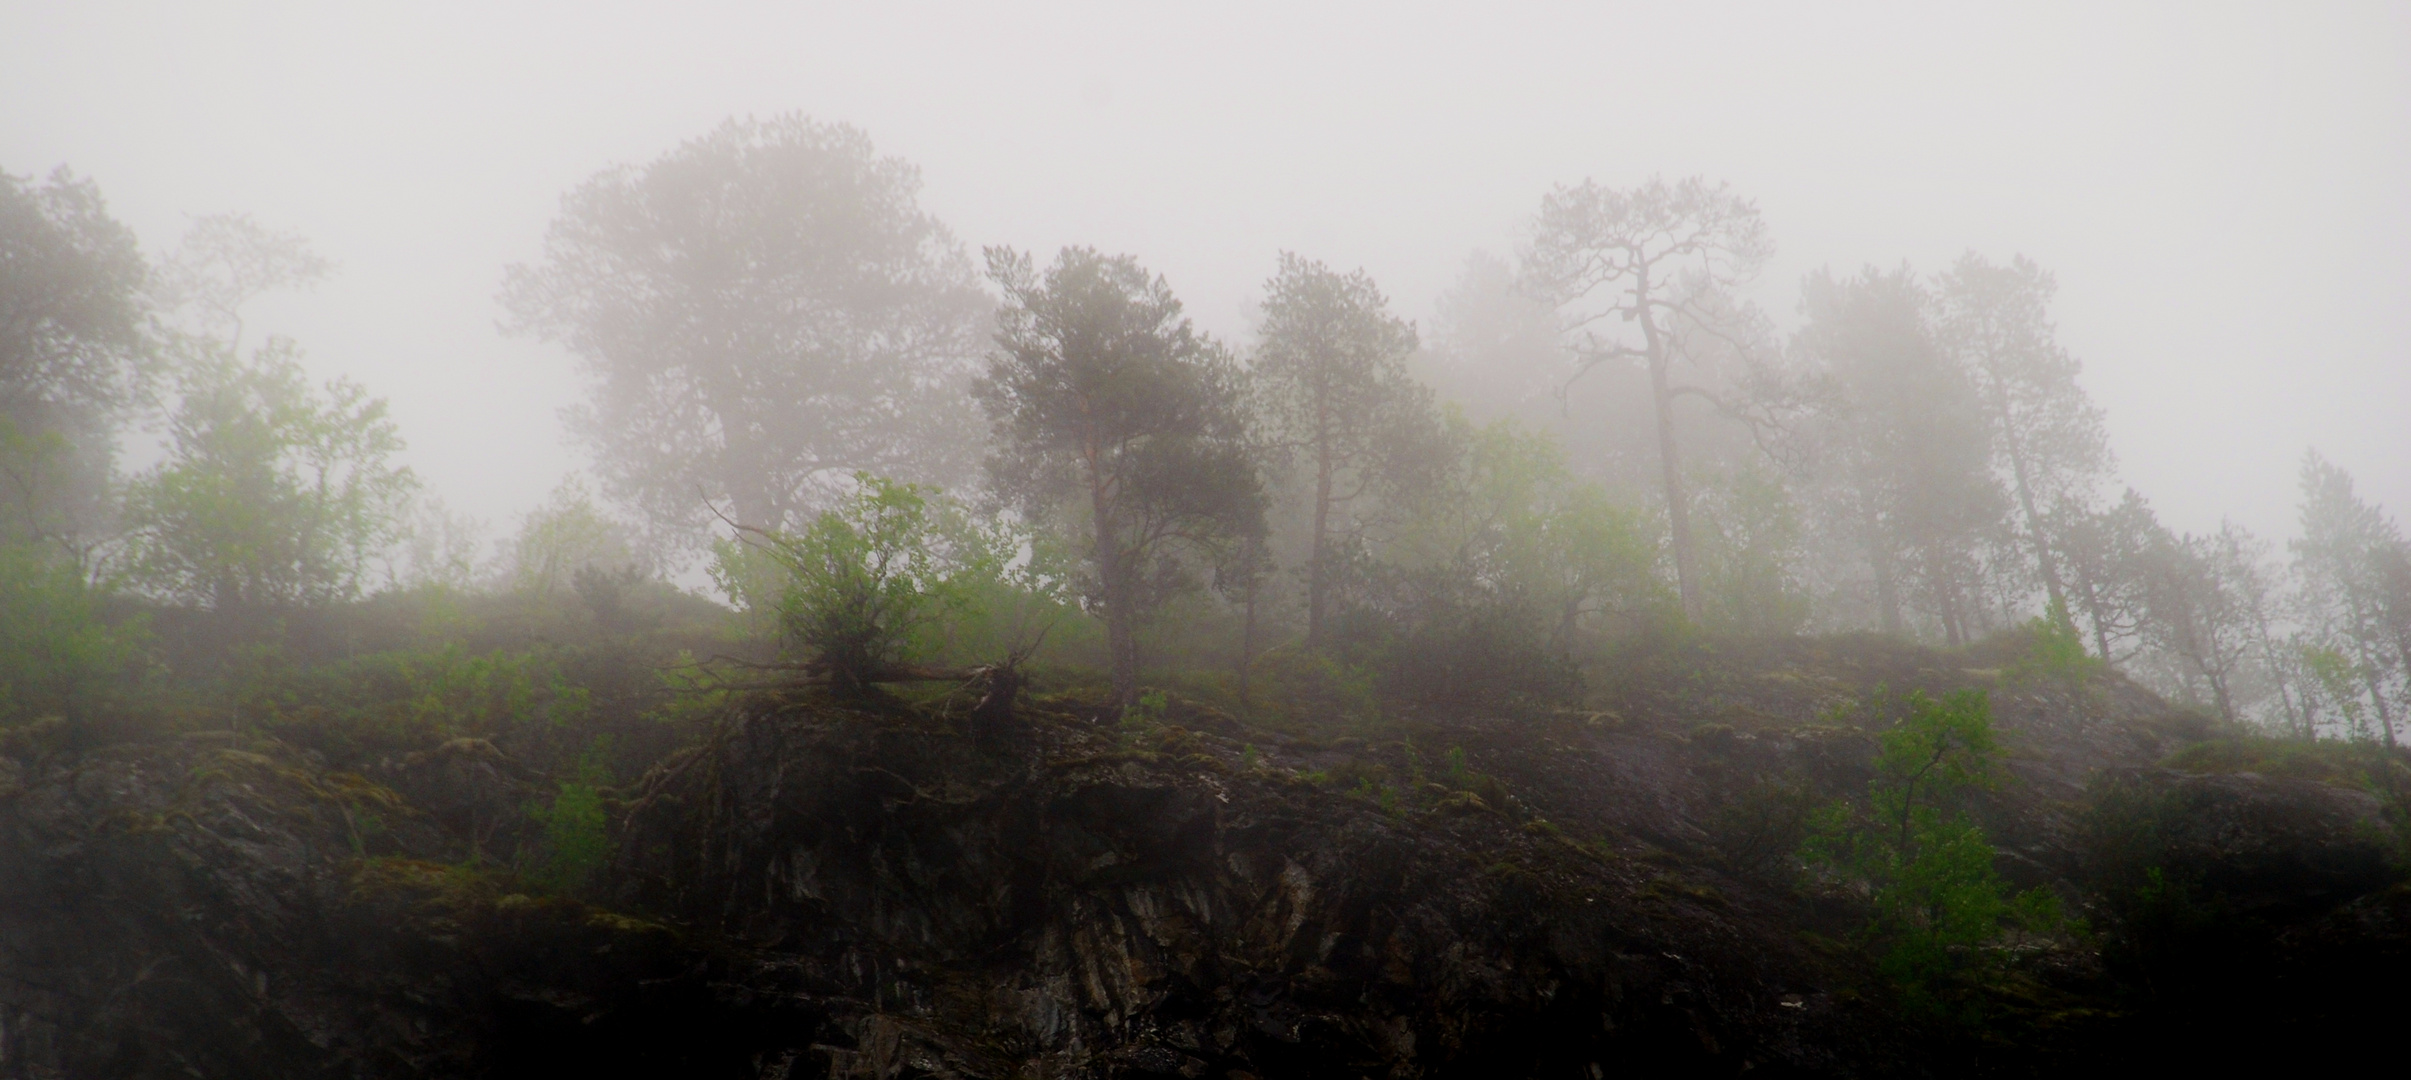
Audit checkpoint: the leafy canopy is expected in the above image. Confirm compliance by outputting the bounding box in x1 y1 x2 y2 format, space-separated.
718 474 1004 693
1805 688 2062 1009
121 344 417 612
502 114 989 544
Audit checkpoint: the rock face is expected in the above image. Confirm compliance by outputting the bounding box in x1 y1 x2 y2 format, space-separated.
612 699 1891 1079
0 737 769 1079
2124 770 2395 913
0 642 2404 1078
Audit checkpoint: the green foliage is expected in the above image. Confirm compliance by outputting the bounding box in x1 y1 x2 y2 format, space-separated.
1333 416 1660 707
0 167 151 561
1708 776 1818 885
121 343 418 613
1218 646 1380 731
1327 564 1580 709
505 477 642 600
1689 466 1810 636
717 474 1005 692
979 246 1265 704
242 641 591 766
2012 596 2101 683
0 543 150 743
524 738 613 894
1804 688 2061 1009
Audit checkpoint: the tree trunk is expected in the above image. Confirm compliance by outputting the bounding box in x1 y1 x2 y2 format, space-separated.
2076 575 2115 662
1996 400 2069 616
1307 419 1334 647
2350 606 2396 751
2249 603 2305 736
1085 442 1138 708
1928 543 1965 647
1868 514 1905 637
1238 565 1257 708
1635 280 1701 624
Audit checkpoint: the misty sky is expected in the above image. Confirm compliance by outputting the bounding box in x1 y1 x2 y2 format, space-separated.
5 2 2405 551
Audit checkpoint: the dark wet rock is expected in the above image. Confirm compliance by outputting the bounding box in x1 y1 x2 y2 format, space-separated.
2123 769 2396 915
373 737 542 861
611 700 1899 1078
3 640 2408 1077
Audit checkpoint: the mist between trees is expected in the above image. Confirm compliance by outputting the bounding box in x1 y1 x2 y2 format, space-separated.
7 114 2409 737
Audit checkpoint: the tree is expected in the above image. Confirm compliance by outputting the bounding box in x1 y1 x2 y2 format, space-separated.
121 343 417 615
501 115 989 548
0 542 150 741
1689 465 1810 636
146 212 330 351
0 166 152 562
1522 176 1773 623
978 247 1264 706
1792 266 2004 644
1937 253 2111 620
1804 689 2059 1005
729 474 1002 694
2138 522 2269 722
1252 253 1439 645
2292 453 2404 747
2056 489 2161 664
503 477 643 600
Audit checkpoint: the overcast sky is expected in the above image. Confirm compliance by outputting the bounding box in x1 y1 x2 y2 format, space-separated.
6 1 2405 549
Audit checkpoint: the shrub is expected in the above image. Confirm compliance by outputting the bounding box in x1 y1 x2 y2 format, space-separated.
523 738 613 894
1803 689 2062 1009
715 475 1007 692
1327 562 1578 710
0 544 151 748
2011 597 2101 684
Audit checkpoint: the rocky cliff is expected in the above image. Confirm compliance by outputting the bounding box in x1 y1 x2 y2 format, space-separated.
2 636 2404 1078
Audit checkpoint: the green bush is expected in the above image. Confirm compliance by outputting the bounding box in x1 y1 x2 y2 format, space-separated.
2078 772 2246 1003
523 738 613 895
714 475 1008 692
2011 597 2102 684
0 544 151 747
1803 689 2063 1010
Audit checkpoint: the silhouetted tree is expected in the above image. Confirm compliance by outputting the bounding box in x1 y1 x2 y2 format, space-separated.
0 166 151 563
501 115 988 548
1252 253 1440 645
978 247 1263 705
2292 453 2405 746
2139 522 2270 722
1938 253 2110 620
1793 266 2002 645
2056 489 2161 664
1523 176 1772 623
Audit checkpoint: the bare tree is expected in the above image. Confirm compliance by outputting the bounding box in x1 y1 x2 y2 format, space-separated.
2055 489 2160 664
1522 176 1772 622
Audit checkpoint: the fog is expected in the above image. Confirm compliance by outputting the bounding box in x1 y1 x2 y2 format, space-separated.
5 1 2405 544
